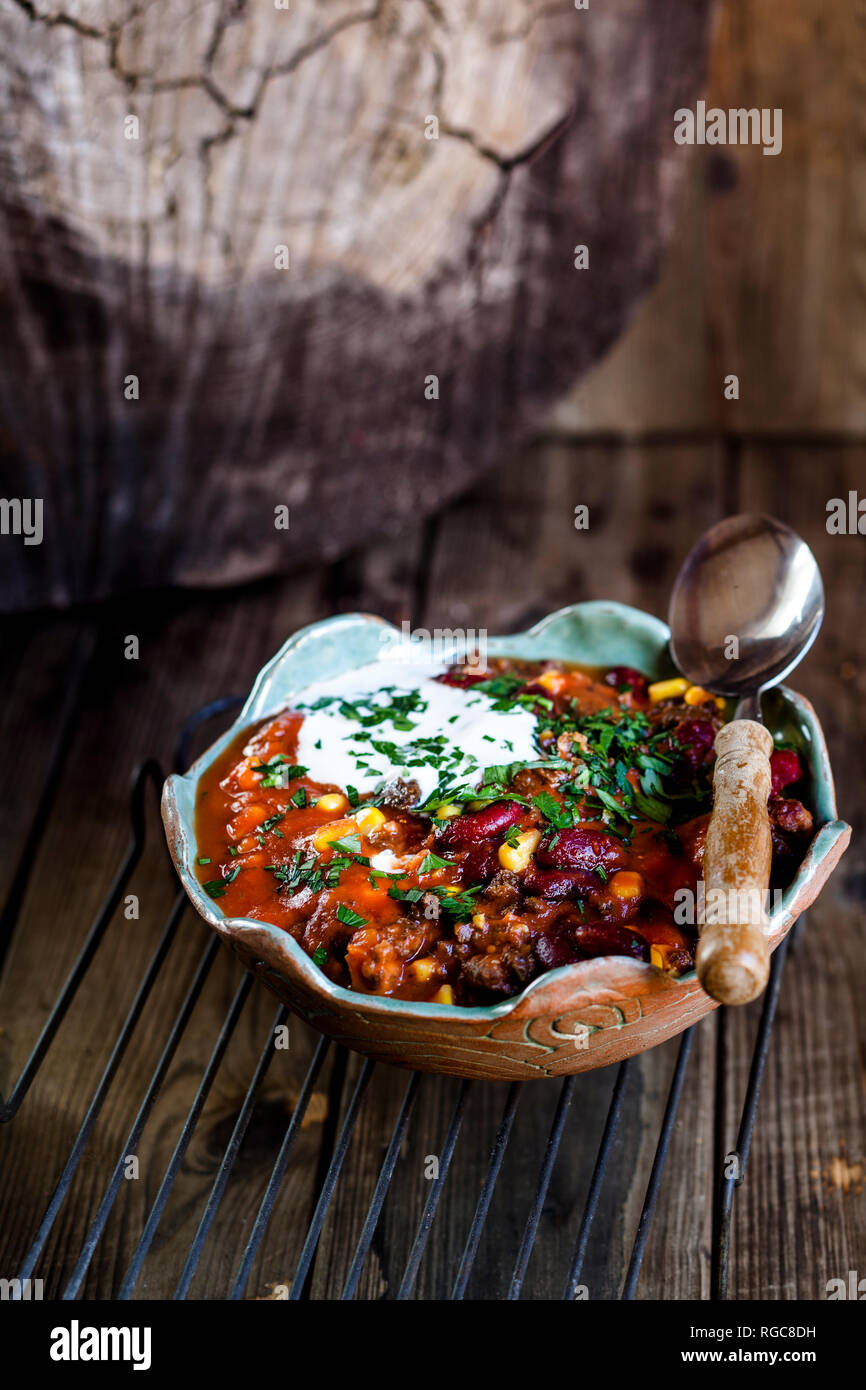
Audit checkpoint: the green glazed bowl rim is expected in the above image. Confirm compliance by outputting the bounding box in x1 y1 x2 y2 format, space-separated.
161 601 846 1023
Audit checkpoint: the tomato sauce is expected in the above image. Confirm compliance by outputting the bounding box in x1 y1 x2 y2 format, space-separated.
193 657 810 1005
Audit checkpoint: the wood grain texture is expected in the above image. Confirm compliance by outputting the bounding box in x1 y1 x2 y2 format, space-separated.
0 444 861 1299
723 446 866 1300
0 0 713 612
698 719 773 1005
304 441 730 1296
554 0 866 436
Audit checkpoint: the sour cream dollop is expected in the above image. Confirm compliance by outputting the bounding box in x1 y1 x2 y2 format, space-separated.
292 658 539 805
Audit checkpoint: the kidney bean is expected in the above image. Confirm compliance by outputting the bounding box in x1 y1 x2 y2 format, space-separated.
522 866 601 901
769 826 796 884
671 716 717 771
770 749 803 795
438 800 524 849
570 922 650 962
604 666 649 705
533 932 579 971
457 843 501 885
535 827 627 874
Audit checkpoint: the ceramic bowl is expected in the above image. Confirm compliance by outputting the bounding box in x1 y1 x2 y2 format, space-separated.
161 603 850 1079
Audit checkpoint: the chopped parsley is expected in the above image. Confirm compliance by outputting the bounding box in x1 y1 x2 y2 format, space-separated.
543 703 710 828
368 868 406 888
433 885 484 921
418 851 453 875
531 791 574 829
230 663 714 971
468 674 525 702
336 904 368 928
481 757 569 786
327 833 364 857
268 850 341 894
592 787 632 824
252 755 308 788
387 883 483 921
388 886 425 905
301 687 426 732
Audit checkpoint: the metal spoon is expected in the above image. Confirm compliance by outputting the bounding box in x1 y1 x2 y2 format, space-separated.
668 514 824 1005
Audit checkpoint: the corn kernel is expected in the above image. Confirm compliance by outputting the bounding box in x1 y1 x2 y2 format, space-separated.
355 805 386 833
498 828 542 873
432 984 454 1005
409 958 437 983
609 870 644 900
537 669 568 695
436 803 462 819
648 677 690 704
684 685 715 706
316 792 349 814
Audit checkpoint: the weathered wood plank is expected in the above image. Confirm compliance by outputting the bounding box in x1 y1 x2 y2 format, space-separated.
554 0 866 437
0 514 441 1297
381 439 723 1299
1 443 860 1300
722 447 866 1299
0 614 93 938
0 0 714 610
0 573 339 1297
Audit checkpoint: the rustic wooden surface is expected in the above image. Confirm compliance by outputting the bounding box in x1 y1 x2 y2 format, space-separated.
554 0 865 436
1 0 864 1300
0 0 713 611
0 440 862 1300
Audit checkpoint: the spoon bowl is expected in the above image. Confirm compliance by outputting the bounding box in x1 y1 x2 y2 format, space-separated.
669 514 824 712
668 514 825 1005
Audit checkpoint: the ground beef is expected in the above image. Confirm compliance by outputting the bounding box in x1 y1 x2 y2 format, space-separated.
511 765 565 795
769 795 813 836
463 946 535 997
481 869 521 907
377 777 422 810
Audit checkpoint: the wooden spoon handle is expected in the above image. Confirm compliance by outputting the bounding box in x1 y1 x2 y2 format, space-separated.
697 718 774 1005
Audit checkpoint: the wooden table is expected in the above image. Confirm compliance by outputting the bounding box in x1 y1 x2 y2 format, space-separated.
1 0 864 1301
0 440 863 1300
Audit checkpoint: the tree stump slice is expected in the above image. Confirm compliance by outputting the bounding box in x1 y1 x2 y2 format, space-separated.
0 0 713 610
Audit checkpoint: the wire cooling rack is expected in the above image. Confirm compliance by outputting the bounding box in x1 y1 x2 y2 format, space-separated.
0 697 798 1300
